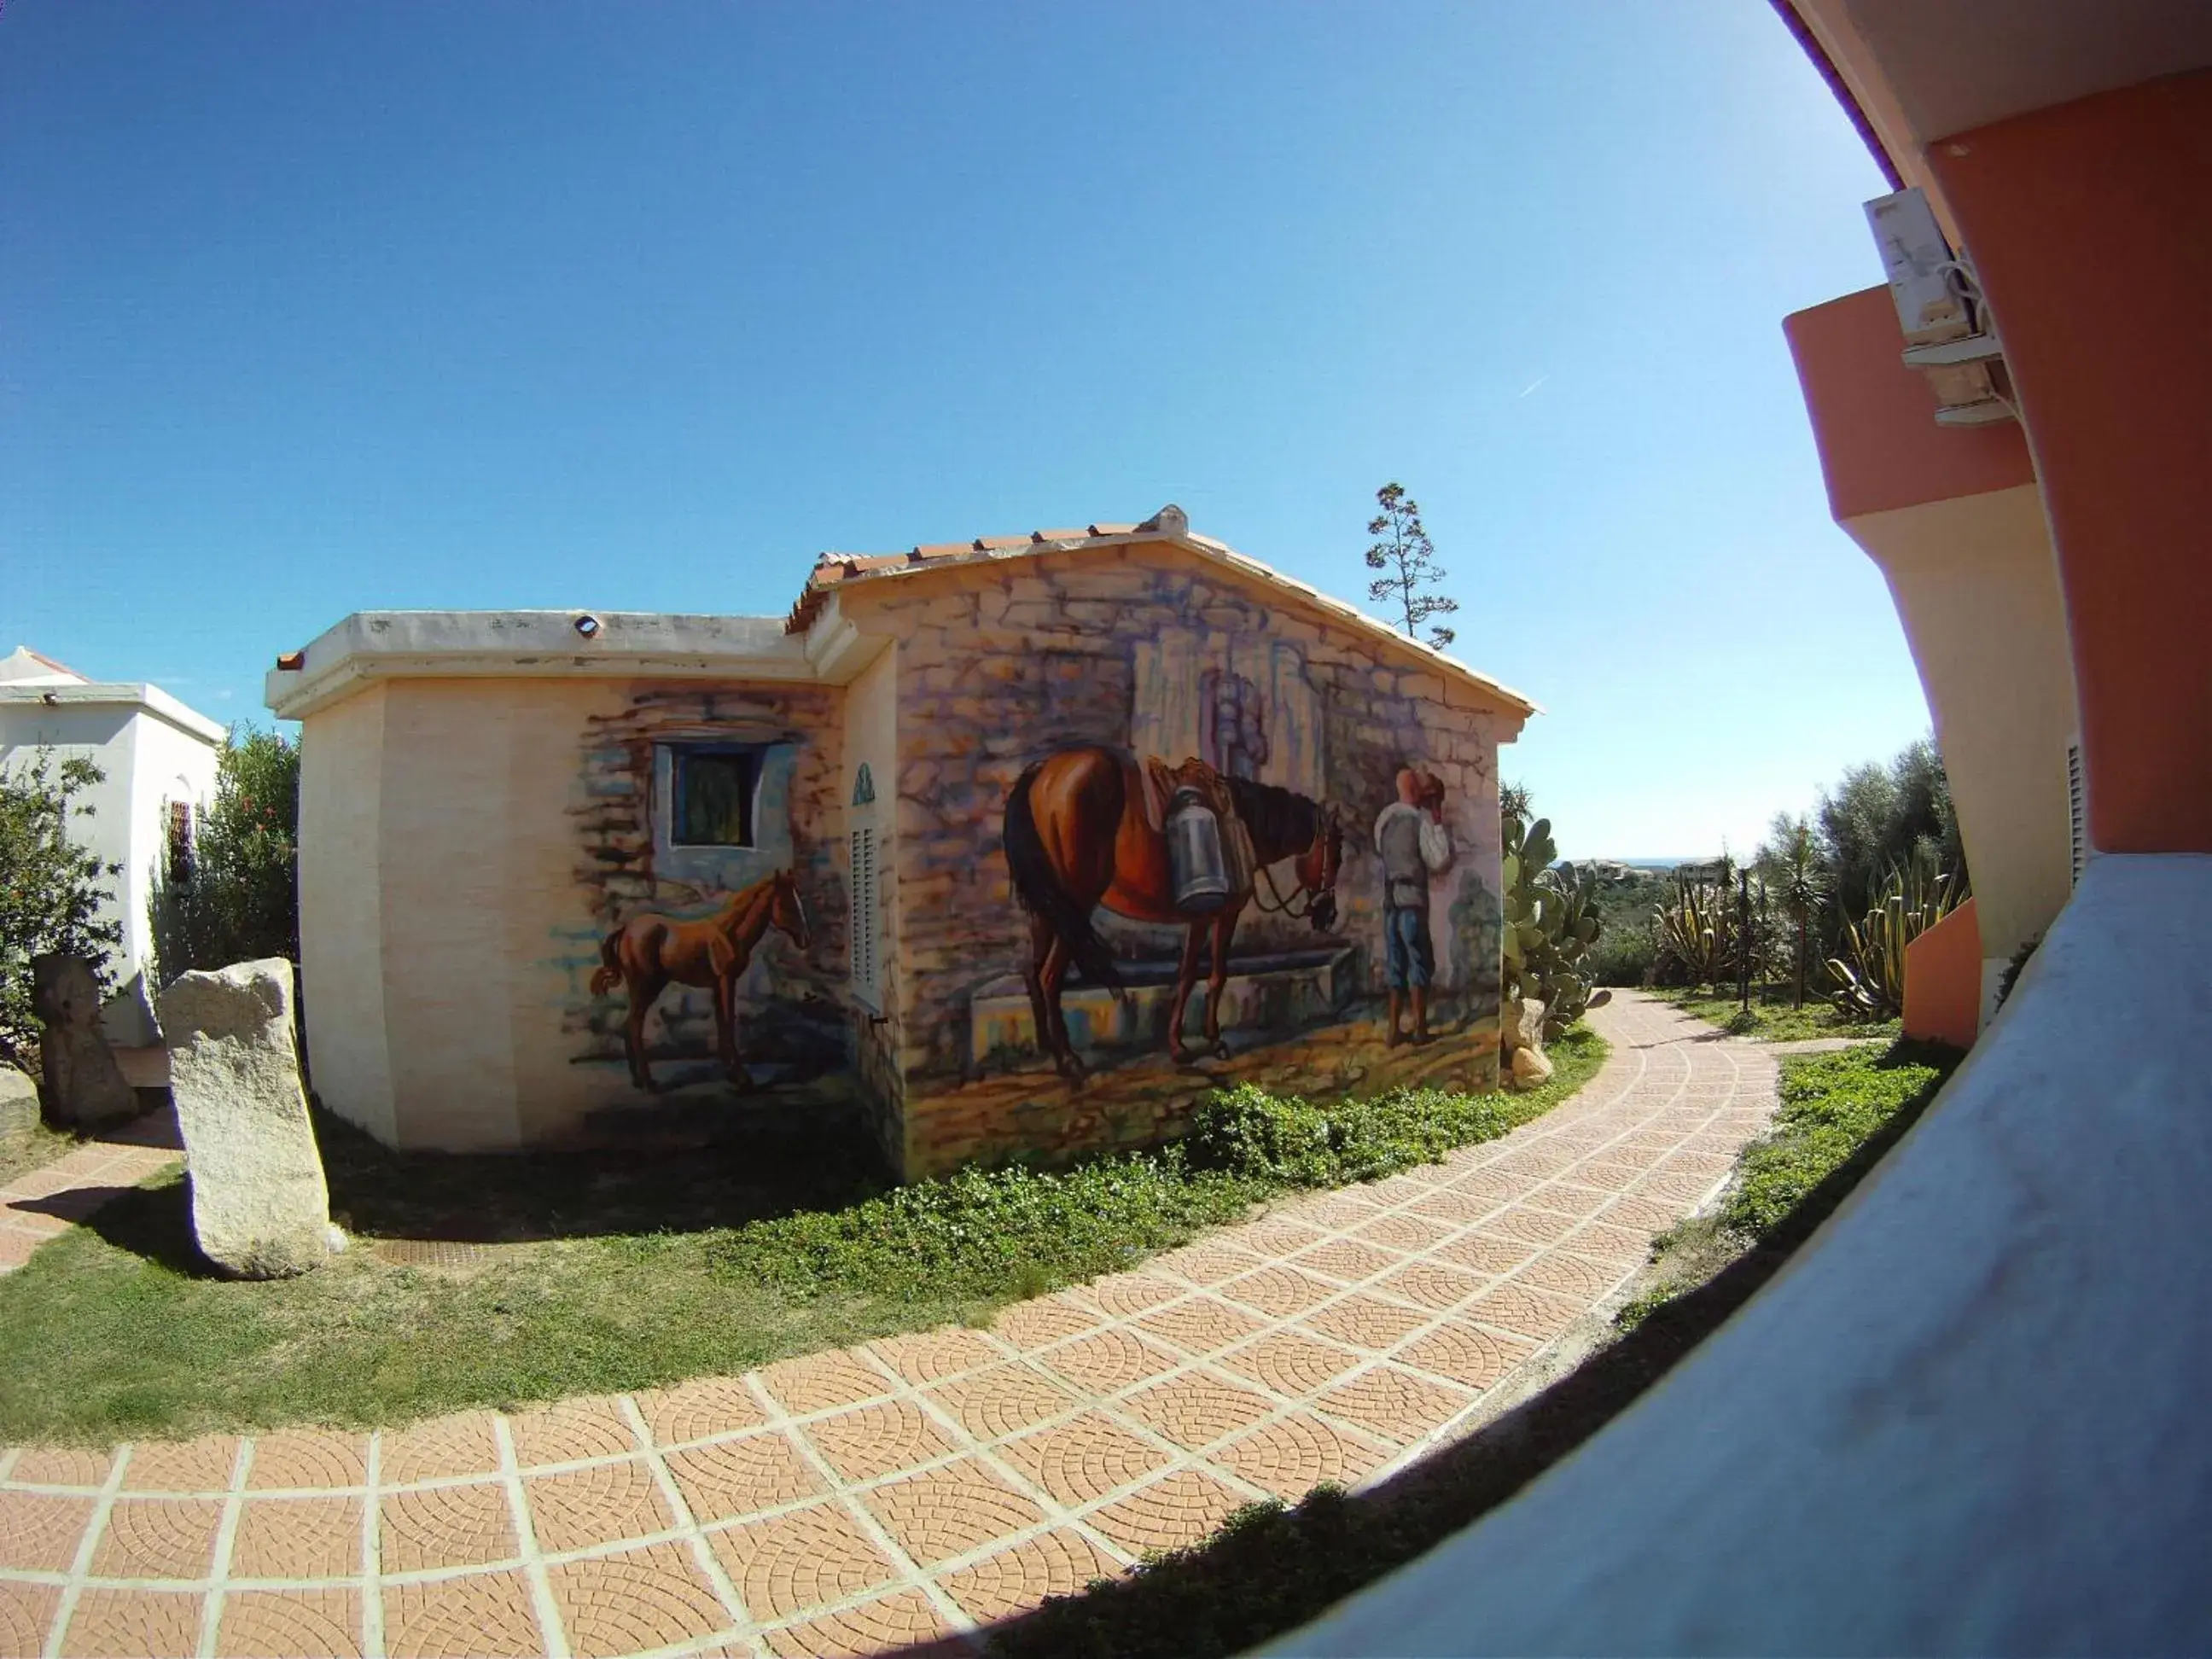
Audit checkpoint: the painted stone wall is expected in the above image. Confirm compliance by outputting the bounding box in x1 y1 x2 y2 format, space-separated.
560 683 851 1123
843 541 1511 1178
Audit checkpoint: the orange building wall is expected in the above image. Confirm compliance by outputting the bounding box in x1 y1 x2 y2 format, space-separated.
1904 897 1982 1051
1783 287 2036 524
1926 70 2212 855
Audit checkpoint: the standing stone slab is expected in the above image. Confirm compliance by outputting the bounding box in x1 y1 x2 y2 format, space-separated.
157 958 335 1278
31 953 140 1130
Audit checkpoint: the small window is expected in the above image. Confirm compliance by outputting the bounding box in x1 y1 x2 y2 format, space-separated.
168 800 196 881
671 748 759 848
851 824 880 1006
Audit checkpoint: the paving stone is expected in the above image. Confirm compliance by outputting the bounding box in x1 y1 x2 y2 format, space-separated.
996 1415 1169 1507
1566 1220 1658 1263
1132 1295 1270 1356
0 1491 93 1571
1119 1375 1274 1452
1298 1292 1432 1353
506 1396 638 1470
866 1326 1001 1388
706 1500 900 1621
381 1570 543 1659
90 1496 224 1580
1077 1271 1186 1320
860 1459 1046 1569
633 1377 770 1447
524 1458 673 1552
1597 1194 1681 1233
245 1429 367 1491
1214 1330 1367 1398
6 1447 112 1488
804 1399 959 1484
923 1364 1080 1444
212 1586 362 1657
1153 1239 1268 1287
123 1435 240 1494
1516 1249 1628 1301
988 1293 1100 1349
0 1581 58 1658
1291 1238 1403 1284
1351 1213 1456 1252
1522 1181 1613 1220
1217 1412 1394 1501
664 1431 822 1524
940 1528 1123 1621
1488 1206 1580 1246
377 1480 516 1572
60 1586 202 1658
1406 1185 1505 1225
1082 1469 1252 1555
757 1351 896 1417
1034 1329 1183 1395
1315 1365 1476 1446
546 1542 731 1659
1235 1219 1334 1257
378 1412 502 1485
229 1496 362 1578
761 1589 959 1658
1377 1260 1492 1313
1398 1324 1538 1391
1216 1265 1342 1318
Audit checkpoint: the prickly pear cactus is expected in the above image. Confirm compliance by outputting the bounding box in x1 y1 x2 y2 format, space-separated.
1501 812 1604 1039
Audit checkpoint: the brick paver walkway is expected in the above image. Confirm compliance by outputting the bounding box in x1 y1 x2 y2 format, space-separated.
0 993 1776 1658
0 1111 182 1275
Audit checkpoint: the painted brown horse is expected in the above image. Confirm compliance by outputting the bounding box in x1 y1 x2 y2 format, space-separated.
1004 747 1343 1081
589 869 812 1091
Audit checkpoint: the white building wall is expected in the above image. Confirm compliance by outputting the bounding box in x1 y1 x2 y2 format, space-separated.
0 690 222 1044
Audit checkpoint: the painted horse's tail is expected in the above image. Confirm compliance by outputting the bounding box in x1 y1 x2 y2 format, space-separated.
1004 761 1124 992
588 928 623 998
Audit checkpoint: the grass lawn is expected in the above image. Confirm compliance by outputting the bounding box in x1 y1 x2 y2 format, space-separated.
1645 984 1901 1044
0 1030 1605 1446
988 1038 1959 1659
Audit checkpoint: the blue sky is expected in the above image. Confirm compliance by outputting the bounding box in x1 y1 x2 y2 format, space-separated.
1 0 1929 859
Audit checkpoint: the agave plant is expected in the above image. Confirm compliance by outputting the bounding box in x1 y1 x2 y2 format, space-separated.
1825 854 1966 1021
1652 880 1735 990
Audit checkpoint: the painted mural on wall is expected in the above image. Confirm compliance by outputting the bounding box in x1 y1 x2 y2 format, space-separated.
871 548 1506 1174
560 685 846 1102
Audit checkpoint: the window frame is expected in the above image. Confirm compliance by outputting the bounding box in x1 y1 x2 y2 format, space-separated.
667 743 762 851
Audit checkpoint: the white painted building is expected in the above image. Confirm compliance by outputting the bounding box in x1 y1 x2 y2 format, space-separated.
0 646 225 1045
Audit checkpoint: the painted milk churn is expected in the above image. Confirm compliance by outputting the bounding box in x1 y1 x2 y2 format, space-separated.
1166 785 1232 911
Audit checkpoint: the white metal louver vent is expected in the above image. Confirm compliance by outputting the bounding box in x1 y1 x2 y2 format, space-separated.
850 825 880 1005
2066 738 2087 888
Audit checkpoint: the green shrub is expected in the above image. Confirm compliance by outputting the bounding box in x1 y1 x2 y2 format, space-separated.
1 751 123 1069
711 1029 1607 1307
149 730 300 982
1185 1085 1336 1185
705 1152 1262 1305
1587 923 1656 987
1722 1044 1952 1239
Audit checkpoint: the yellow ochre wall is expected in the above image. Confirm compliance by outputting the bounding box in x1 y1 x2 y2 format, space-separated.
299 675 851 1150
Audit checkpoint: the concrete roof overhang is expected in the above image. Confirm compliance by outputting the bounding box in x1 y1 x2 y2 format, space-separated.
1778 0 2212 233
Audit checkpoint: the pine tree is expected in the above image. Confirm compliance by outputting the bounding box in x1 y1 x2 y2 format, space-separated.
1364 481 1458 649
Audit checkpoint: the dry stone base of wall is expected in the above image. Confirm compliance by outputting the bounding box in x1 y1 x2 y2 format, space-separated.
903 1001 1502 1178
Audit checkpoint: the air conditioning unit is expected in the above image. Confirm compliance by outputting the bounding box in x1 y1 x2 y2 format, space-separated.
1866 188 2016 427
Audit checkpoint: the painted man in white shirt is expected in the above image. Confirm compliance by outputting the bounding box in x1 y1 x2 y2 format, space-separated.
1373 767 1453 1046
